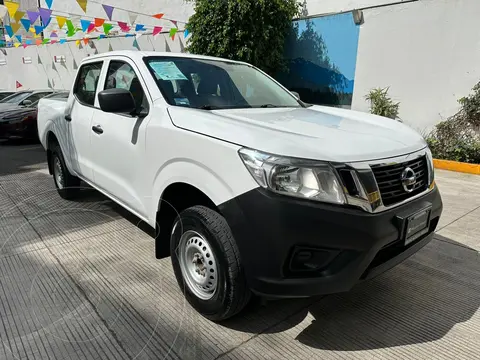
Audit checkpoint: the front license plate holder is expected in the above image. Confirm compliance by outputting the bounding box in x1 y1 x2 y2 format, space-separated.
403 206 432 246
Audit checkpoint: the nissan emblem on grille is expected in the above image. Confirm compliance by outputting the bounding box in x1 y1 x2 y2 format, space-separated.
401 167 417 193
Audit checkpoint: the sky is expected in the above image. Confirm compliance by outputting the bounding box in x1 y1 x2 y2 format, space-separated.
296 12 360 81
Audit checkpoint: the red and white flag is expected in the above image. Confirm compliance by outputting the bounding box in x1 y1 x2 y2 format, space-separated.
16 81 22 89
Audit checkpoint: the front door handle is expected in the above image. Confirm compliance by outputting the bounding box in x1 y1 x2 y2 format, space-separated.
92 125 104 134
65 114 72 122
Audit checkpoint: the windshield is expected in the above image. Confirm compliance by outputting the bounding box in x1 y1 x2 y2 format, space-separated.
0 92 33 104
145 57 301 110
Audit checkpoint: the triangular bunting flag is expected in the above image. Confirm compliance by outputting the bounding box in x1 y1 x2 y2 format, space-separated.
83 38 89 45
153 13 164 20
94 18 105 27
135 24 145 32
51 39 57 44
184 29 190 38
128 12 138 25
36 39 42 45
27 11 40 24
42 38 50 45
73 59 78 69
0 49 7 56
153 26 162 37
5 25 13 38
16 81 22 89
108 43 113 52
56 16 66 29
59 39 66 44
103 23 113 35
132 39 140 50
102 4 114 20
169 28 178 40
35 25 44 35
76 0 87 13
171 20 178 28
14 43 21 48
0 6 7 20
98 34 106 39
20 19 31 32
118 22 130 32
67 20 76 37
39 8 52 25
26 39 32 45
46 0 54 9
125 34 135 37
11 22 21 34
5 1 19 18
50 31 58 38
87 23 96 33
22 44 28 49
15 35 21 43
13 11 25 23
80 19 91 32
75 39 80 47
136 33 143 40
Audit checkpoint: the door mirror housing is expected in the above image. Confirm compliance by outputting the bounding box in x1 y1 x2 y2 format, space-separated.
22 99 33 106
98 88 136 114
290 91 300 100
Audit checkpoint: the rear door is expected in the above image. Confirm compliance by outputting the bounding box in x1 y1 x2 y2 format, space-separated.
67 61 104 181
89 57 151 216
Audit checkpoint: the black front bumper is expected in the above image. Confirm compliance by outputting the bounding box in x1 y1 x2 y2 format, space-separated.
219 187 443 298
0 122 37 140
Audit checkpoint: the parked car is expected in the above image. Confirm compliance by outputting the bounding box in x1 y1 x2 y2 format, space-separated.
38 51 443 321
0 91 15 101
0 90 53 111
0 92 68 140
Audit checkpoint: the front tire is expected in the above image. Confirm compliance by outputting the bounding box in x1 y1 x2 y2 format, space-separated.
51 144 81 200
170 206 251 321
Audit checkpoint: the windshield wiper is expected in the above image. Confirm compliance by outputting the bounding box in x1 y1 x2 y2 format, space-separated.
259 104 281 108
198 105 221 110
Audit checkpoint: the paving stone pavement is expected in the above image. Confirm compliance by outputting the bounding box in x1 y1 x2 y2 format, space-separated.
0 141 479 360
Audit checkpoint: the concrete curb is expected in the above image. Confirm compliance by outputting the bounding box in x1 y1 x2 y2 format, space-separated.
434 159 480 175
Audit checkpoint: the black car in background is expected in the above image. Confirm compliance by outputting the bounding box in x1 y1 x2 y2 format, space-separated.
0 92 69 141
0 92 15 101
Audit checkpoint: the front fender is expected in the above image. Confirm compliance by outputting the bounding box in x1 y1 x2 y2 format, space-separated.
149 158 257 226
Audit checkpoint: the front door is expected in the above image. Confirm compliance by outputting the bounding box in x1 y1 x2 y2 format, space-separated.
89 58 151 217
66 61 103 182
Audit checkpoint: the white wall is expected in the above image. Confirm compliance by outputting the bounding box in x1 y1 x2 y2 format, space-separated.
305 0 416 15
352 0 480 132
0 33 187 91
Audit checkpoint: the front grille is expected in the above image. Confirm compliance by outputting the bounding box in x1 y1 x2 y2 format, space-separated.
371 156 429 206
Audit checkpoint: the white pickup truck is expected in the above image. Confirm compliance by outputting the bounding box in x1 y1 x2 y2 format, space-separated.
38 51 443 321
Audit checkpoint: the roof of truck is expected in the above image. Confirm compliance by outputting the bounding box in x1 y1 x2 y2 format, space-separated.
82 50 248 66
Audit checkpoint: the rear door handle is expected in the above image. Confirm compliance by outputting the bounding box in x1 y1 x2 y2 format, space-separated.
65 114 72 122
92 125 104 134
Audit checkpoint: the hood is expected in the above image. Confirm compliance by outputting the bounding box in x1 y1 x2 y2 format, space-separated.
167 105 427 163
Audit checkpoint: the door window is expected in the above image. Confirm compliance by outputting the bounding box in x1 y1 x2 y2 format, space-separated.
74 62 103 106
105 61 149 113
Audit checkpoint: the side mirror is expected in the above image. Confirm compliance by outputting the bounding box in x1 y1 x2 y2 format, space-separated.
22 99 33 106
98 88 136 114
290 91 300 100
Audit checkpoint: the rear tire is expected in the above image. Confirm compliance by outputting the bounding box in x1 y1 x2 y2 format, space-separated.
51 144 81 200
170 206 251 321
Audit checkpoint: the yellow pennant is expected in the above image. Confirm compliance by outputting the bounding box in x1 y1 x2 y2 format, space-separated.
76 0 88 13
13 10 24 22
4 1 19 18
11 22 21 34
57 16 67 29
29 27 36 33
14 42 21 48
75 39 81 47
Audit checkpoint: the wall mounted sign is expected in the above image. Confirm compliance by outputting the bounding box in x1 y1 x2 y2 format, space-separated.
22 57 32 64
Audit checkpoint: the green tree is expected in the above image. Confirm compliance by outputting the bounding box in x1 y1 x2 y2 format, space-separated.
186 0 300 75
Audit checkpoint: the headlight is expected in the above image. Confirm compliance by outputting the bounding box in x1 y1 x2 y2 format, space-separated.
426 147 435 187
239 148 346 204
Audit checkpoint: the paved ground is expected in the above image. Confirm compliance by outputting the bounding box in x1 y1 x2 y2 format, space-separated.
0 140 479 360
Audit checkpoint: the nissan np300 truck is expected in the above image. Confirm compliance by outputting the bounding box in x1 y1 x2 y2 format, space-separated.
38 51 443 321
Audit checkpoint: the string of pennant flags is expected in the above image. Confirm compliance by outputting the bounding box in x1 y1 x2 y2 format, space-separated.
0 0 190 49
